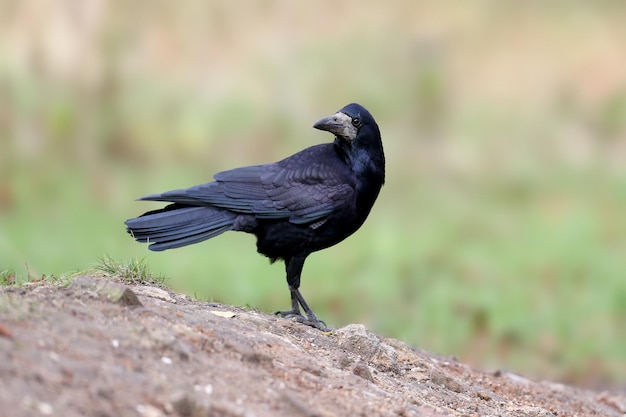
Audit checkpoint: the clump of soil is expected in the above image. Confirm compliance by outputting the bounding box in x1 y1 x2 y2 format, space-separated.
1 275 624 417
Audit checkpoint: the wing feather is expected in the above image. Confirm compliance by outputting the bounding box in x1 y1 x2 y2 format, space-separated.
140 144 355 225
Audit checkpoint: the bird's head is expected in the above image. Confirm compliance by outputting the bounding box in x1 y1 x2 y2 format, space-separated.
313 103 385 187
313 103 379 144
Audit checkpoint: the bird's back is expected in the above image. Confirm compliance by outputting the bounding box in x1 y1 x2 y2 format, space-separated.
252 141 382 261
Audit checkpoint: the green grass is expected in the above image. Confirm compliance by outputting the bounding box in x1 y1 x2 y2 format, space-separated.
0 269 16 285
94 254 166 286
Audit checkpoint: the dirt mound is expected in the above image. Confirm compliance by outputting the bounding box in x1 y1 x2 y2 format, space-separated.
1 276 624 417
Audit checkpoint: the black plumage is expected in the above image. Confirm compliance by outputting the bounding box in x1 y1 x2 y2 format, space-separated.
125 103 385 330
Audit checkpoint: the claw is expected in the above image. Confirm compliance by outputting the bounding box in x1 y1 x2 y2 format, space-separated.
275 309 304 319
276 309 330 331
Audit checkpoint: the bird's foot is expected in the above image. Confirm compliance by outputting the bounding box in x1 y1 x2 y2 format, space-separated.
275 310 330 332
274 308 302 319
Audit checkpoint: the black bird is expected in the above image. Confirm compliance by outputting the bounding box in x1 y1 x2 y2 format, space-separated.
125 103 385 330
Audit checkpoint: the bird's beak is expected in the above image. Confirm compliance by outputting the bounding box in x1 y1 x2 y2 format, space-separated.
313 112 357 141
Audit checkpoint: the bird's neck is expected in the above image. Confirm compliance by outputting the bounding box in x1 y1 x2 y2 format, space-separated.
335 139 385 194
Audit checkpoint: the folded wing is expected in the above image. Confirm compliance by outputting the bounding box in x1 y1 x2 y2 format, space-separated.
139 146 355 226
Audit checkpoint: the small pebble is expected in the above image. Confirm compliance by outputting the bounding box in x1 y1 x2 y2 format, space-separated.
38 402 53 415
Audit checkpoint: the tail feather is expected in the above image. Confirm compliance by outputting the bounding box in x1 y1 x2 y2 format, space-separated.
125 204 236 251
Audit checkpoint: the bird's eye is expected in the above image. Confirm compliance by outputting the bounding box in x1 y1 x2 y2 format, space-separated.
351 117 361 128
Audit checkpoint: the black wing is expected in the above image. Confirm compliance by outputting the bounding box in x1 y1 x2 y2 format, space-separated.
140 145 355 225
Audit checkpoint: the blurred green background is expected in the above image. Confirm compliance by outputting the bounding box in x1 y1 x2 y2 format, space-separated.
1 1 625 388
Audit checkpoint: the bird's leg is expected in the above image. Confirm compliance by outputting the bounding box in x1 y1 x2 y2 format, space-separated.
275 256 330 331
276 287 329 331
275 256 307 319
290 286 329 331
275 288 302 318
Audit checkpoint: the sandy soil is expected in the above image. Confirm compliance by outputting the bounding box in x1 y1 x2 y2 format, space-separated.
1 275 625 417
